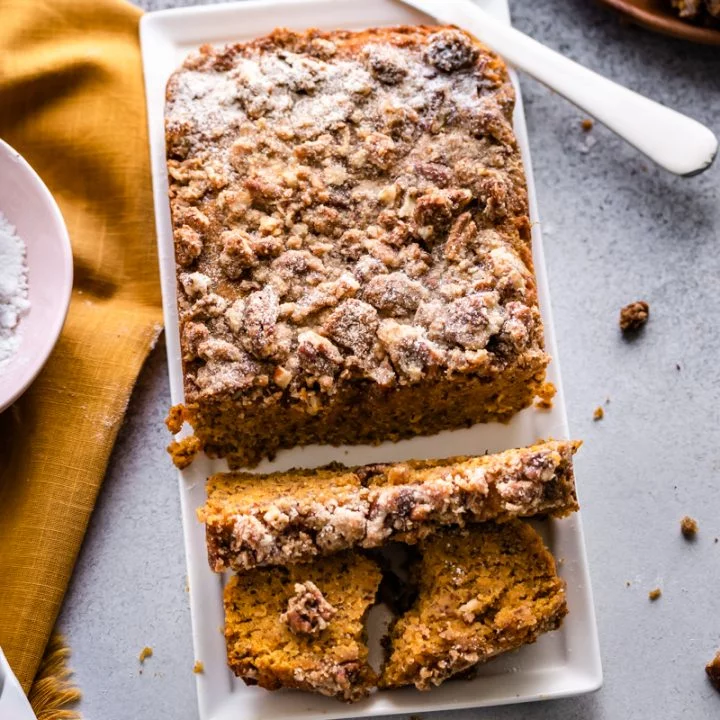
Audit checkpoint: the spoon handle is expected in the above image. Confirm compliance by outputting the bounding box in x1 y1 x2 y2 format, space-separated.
401 0 718 176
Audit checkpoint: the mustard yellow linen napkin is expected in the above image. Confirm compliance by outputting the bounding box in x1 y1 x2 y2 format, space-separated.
0 0 162 705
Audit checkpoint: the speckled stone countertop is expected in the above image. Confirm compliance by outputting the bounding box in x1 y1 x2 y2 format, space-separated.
57 1 720 718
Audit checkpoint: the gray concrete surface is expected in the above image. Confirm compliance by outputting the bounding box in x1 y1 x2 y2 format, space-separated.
57 1 720 718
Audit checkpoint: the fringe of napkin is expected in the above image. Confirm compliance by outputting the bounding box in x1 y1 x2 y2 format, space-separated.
28 633 81 720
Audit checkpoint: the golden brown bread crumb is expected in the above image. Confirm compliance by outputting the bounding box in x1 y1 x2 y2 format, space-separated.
534 381 556 409
224 552 381 702
167 435 202 469
380 521 567 690
581 118 594 131
648 588 662 601
680 515 699 539
165 26 549 468
593 406 604 421
165 403 186 434
139 646 153 663
619 301 649 333
193 660 204 674
199 440 580 572
707 651 720 692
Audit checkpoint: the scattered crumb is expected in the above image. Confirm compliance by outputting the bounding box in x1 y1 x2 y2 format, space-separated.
593 406 604 421
165 404 186 434
139 646 153 664
581 118 594 131
715 537 718 544
193 661 205 674
706 651 720 692
535 381 556 410
626 581 631 587
680 515 698 539
648 588 662 601
167 435 202 469
676 363 681 371
619 301 650 333
409 715 423 720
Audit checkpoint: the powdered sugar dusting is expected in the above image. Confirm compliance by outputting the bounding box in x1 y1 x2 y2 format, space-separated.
165 27 546 458
0 211 30 369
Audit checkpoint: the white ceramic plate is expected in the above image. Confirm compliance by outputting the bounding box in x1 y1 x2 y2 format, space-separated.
140 2 603 718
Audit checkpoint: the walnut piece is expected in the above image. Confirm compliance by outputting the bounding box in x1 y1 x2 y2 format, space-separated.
619 301 649 333
281 581 337 636
680 515 698 539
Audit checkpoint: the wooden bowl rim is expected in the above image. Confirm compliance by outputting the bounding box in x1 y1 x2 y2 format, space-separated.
597 0 720 45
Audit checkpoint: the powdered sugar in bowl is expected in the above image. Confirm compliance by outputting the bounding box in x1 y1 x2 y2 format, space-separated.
0 139 72 413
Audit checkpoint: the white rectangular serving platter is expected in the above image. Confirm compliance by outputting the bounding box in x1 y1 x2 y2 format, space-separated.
140 2 602 718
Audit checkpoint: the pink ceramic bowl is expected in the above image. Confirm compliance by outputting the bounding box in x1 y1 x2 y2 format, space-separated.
0 139 73 413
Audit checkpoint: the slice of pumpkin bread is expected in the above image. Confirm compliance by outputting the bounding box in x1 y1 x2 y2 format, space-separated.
200 439 580 572
380 520 567 690
224 552 381 702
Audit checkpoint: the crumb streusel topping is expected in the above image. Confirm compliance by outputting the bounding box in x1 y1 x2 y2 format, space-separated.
166 26 545 411
281 580 338 636
200 440 579 572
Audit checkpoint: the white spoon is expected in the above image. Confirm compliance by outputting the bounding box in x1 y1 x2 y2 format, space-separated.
399 0 718 176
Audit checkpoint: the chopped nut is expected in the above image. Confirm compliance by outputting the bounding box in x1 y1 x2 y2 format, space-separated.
593 406 604 421
378 184 398 205
219 230 257 279
364 272 428 315
193 660 205 674
456 597 484 623
273 365 293 389
297 330 343 378
175 225 203 266
680 515 698 539
366 44 409 84
648 587 662 601
323 165 348 186
619 301 649 333
281 581 337 636
180 272 212 298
